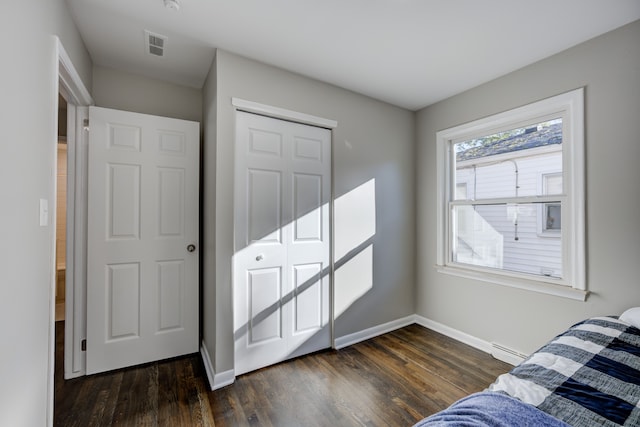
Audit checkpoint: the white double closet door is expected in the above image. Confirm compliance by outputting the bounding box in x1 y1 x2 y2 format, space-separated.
234 111 331 375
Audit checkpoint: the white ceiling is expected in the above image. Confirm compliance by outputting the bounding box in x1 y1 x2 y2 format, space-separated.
66 0 640 111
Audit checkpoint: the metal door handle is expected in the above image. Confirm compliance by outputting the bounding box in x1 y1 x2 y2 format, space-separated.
256 254 264 261
187 244 196 252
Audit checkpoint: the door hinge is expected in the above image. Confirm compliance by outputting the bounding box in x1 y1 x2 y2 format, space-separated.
83 118 90 131
81 339 86 351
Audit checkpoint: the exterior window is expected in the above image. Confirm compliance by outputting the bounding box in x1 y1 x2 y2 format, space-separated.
545 204 561 231
539 173 562 235
455 183 468 200
436 89 586 300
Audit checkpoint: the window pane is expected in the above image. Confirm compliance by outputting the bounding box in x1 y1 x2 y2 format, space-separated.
455 183 468 200
452 203 562 278
454 119 562 200
545 204 561 230
544 173 563 196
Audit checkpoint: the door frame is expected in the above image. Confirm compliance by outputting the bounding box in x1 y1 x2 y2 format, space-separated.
53 38 94 390
230 98 338 371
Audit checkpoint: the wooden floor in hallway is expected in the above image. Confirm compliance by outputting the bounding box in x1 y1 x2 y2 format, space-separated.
54 322 511 426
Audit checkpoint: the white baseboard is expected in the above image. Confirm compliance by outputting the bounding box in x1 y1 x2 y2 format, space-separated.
334 315 415 349
200 340 236 391
414 315 492 354
200 341 216 390
212 369 236 390
201 316 524 389
490 343 528 366
414 315 525 366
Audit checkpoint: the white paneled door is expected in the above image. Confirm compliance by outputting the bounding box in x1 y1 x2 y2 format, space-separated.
86 107 199 375
234 111 331 375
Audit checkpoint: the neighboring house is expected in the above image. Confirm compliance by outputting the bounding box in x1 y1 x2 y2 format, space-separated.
454 121 563 278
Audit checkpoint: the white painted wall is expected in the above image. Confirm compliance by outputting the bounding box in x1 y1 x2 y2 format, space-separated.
202 50 415 375
201 52 218 374
416 20 640 356
0 1 92 425
92 65 203 122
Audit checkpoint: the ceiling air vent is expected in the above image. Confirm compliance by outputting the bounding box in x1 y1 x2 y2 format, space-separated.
145 30 167 57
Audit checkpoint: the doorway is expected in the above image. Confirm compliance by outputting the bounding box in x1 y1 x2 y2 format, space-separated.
55 95 68 322
54 39 94 385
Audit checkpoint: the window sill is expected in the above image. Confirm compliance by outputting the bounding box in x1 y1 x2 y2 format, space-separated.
435 264 588 301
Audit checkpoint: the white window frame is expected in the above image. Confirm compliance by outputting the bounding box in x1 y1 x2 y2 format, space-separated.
436 88 586 301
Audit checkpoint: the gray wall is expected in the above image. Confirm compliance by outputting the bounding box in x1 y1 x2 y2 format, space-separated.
0 0 92 425
202 53 217 364
202 49 416 374
92 65 203 122
416 20 640 355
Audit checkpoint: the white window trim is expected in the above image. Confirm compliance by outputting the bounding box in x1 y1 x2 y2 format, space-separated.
436 88 587 301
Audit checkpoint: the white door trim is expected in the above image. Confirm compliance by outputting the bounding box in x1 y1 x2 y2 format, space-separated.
58 40 93 107
231 98 338 130
57 39 94 381
50 37 94 424
63 104 91 379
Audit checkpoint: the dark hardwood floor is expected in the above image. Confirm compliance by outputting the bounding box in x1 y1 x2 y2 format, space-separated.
54 322 511 426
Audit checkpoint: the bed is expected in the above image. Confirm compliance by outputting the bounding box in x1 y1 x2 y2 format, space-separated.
415 310 640 426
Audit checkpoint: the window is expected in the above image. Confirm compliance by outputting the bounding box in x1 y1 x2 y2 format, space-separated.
539 173 562 236
436 89 586 300
455 183 468 200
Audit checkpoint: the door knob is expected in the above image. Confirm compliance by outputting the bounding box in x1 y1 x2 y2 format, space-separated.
256 254 264 261
187 244 196 252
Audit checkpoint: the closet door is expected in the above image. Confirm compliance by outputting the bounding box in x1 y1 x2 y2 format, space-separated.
234 111 331 375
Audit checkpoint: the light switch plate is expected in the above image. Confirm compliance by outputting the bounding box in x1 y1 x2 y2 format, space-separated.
39 198 49 226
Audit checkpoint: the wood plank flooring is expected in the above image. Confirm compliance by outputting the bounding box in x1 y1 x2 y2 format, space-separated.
54 322 511 426
53 322 214 427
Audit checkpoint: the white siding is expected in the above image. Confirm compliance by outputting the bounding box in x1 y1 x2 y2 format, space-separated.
455 149 562 277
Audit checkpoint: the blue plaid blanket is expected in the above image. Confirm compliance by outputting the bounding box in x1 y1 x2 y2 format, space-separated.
489 317 640 427
414 391 570 427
